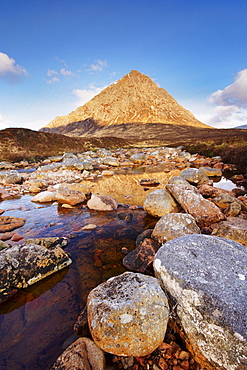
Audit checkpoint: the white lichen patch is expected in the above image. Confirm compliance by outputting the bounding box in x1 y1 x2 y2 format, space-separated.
120 314 133 324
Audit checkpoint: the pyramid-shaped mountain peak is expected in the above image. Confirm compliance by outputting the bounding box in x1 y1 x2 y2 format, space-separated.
43 70 210 130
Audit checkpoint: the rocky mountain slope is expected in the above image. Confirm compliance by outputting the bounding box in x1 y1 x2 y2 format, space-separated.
41 70 211 136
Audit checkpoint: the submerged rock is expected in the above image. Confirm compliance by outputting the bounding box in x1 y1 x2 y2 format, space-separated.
154 234 247 370
0 243 72 302
51 337 105 370
0 216 26 233
87 271 169 357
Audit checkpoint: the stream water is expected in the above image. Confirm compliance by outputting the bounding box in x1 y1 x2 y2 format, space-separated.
0 169 245 370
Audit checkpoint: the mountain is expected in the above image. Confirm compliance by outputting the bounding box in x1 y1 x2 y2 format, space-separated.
41 70 211 136
234 124 247 129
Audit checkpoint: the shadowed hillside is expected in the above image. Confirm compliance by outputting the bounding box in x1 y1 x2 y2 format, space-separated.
1 127 247 173
0 128 131 162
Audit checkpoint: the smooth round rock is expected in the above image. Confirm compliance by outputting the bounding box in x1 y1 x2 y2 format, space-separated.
87 272 169 356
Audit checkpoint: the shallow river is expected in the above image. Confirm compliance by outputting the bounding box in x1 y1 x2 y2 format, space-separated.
0 168 245 369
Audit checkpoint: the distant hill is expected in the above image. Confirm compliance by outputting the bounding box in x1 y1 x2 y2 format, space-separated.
234 124 247 129
0 128 130 162
41 70 211 137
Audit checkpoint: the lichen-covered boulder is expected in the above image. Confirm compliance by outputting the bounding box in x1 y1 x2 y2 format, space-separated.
0 243 72 302
166 182 225 227
154 234 247 370
180 168 209 185
87 272 169 357
151 213 200 244
51 337 105 370
87 194 118 211
143 189 179 218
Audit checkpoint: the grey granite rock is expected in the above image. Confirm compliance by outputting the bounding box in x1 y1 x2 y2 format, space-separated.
154 234 247 370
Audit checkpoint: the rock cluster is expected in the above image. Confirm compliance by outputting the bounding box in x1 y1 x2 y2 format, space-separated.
1 145 247 370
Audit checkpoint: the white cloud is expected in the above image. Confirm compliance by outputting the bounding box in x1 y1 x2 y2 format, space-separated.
87 59 108 73
60 68 75 77
0 52 29 83
46 69 59 77
206 69 247 128
45 64 75 84
72 84 106 105
209 69 247 108
45 76 60 84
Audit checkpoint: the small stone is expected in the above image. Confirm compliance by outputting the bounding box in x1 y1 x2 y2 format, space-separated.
81 224 97 230
10 233 24 242
61 204 74 208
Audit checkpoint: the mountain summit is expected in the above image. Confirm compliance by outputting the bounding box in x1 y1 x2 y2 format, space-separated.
43 70 210 131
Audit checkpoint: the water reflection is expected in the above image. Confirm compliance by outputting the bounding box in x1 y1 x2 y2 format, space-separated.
0 194 156 369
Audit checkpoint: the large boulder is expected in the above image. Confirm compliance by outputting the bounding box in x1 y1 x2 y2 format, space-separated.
211 217 247 246
31 190 57 203
151 213 200 244
166 182 225 227
143 189 179 218
180 168 209 185
154 234 247 370
87 194 118 211
0 243 72 302
87 272 169 357
0 170 22 184
51 337 105 370
55 185 86 205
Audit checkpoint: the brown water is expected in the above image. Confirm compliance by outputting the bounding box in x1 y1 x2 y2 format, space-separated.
0 169 244 369
0 195 156 370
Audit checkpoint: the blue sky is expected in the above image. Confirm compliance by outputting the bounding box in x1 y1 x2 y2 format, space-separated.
0 0 247 130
